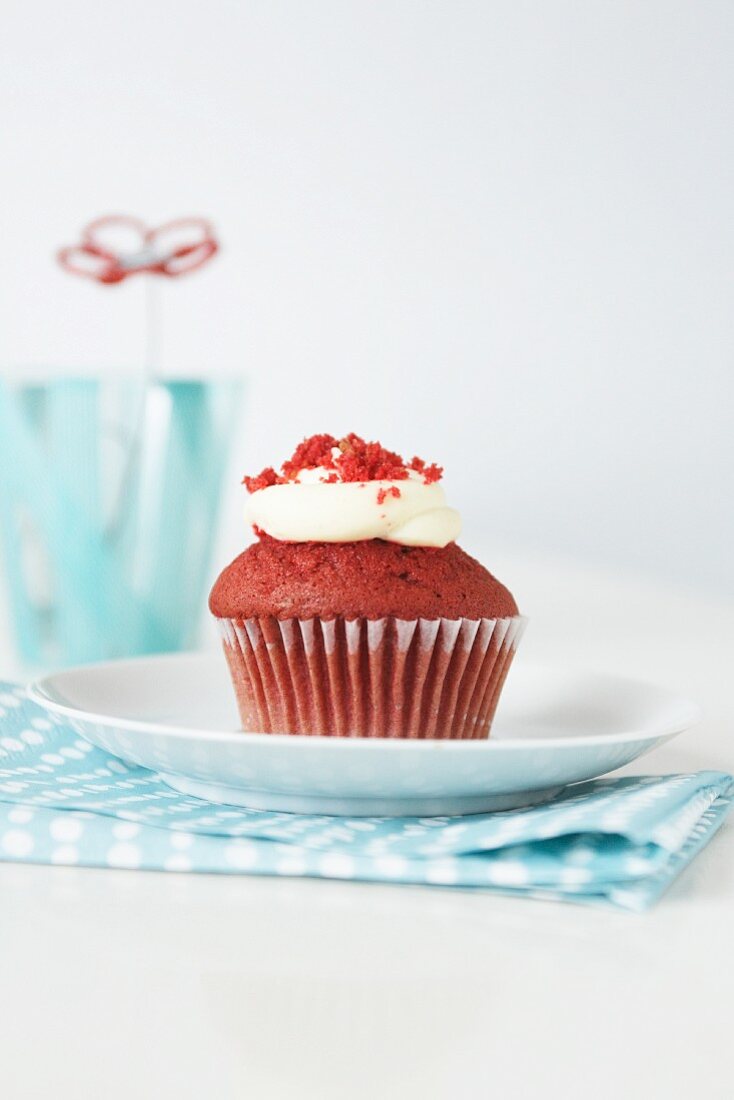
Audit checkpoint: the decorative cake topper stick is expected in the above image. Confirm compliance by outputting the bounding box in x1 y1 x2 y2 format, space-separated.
57 214 220 373
56 214 220 535
57 214 219 284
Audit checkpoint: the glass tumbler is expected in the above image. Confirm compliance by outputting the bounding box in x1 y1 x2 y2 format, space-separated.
0 374 242 670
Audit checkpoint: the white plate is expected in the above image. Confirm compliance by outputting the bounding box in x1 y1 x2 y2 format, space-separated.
28 653 701 816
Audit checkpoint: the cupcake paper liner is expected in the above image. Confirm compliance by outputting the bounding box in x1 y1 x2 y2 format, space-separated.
217 614 526 739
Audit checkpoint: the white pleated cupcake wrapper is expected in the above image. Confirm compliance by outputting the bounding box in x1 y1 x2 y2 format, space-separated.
217 614 527 739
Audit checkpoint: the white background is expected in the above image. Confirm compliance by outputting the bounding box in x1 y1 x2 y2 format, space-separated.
1 0 732 602
1 9 733 1098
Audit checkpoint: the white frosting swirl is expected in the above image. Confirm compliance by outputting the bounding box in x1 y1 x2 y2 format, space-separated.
247 468 461 547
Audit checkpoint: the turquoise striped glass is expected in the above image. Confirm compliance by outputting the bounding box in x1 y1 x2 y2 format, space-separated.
0 376 242 669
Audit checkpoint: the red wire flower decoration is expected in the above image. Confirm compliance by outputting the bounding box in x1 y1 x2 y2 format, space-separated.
57 214 219 285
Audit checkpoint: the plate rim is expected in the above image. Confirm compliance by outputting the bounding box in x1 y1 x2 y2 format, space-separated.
26 652 702 752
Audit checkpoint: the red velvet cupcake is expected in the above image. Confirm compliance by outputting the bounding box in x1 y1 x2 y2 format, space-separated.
209 434 525 738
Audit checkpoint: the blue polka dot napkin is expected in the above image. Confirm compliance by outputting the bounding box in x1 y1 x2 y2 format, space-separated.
0 681 731 911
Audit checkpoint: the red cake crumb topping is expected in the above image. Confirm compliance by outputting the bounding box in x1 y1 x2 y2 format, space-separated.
409 456 442 484
242 467 280 493
243 433 444 494
282 433 340 478
376 485 401 506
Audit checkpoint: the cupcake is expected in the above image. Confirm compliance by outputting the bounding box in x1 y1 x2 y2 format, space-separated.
209 433 524 739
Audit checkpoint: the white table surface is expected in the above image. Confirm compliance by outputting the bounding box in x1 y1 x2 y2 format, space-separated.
0 553 732 1100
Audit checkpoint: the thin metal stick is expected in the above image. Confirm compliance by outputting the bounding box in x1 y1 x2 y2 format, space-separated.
144 278 161 378
105 277 161 539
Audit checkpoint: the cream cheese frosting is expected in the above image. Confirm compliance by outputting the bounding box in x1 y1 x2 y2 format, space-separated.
247 468 461 548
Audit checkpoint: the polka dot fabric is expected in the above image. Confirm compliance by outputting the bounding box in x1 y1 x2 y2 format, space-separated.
0 681 731 910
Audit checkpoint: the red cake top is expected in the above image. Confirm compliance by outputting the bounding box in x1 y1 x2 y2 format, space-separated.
209 536 519 621
243 433 442 495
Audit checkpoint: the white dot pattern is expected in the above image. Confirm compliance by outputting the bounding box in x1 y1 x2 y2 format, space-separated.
164 854 192 872
51 845 79 865
107 843 142 869
2 829 34 857
318 853 355 879
8 807 34 825
49 817 83 842
224 842 258 870
488 861 530 886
